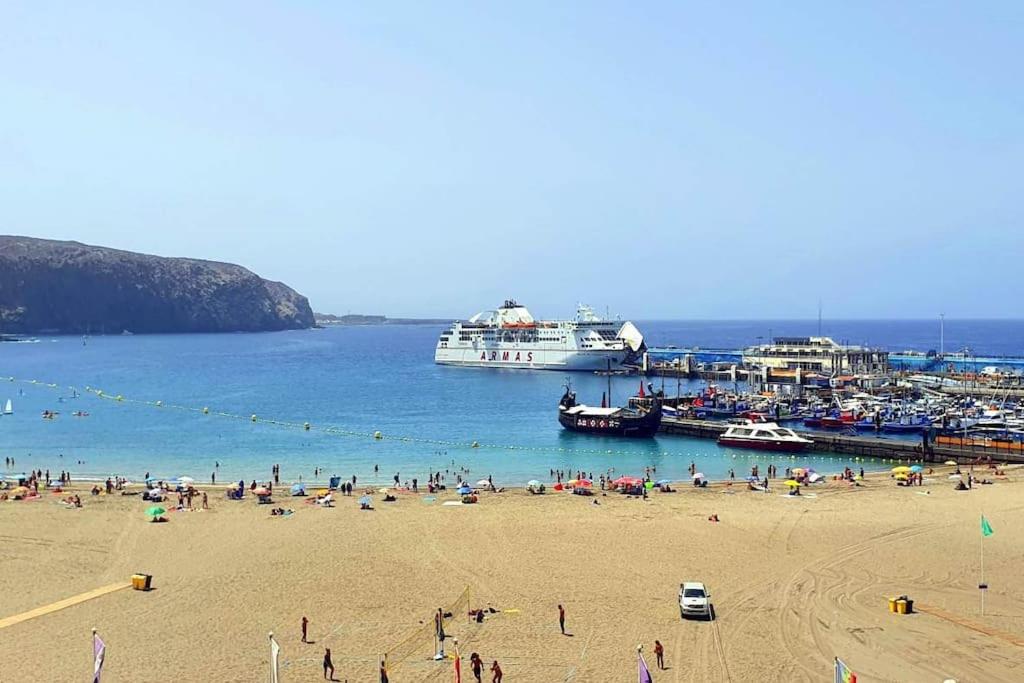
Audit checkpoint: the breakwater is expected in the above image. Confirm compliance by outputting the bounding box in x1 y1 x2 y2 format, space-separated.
659 417 1024 464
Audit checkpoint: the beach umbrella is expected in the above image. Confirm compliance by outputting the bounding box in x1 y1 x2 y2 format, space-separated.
894 473 908 480
692 473 705 480
944 460 958 466
11 486 29 497
290 483 305 495
644 481 654 490
145 506 165 516
254 486 270 496
784 480 800 487
891 466 911 474
909 465 924 473
746 476 759 483
358 495 372 506
457 485 472 495
316 488 329 497
949 473 962 480
526 480 541 488
178 476 195 485
476 479 490 487
656 479 671 486
791 467 806 476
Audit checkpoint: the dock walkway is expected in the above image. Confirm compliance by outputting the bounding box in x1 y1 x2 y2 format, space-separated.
658 417 1024 464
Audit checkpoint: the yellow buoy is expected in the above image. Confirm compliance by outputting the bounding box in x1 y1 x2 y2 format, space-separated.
374 431 383 440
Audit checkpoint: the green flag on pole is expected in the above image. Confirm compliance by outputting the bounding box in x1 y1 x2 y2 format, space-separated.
981 515 994 537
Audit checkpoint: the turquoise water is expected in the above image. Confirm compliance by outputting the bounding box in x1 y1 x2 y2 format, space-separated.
0 321 988 485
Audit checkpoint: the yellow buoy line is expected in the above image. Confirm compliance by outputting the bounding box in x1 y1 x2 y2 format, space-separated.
4 375 908 464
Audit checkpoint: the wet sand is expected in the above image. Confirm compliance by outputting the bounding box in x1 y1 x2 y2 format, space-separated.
1 468 1023 682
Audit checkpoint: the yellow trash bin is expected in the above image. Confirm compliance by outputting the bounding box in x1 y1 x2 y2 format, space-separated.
131 574 153 591
888 597 898 613
896 599 908 614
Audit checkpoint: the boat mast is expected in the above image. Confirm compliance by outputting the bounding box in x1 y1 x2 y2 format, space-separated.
607 359 613 407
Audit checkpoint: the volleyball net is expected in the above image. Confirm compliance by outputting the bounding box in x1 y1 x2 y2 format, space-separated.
383 586 472 672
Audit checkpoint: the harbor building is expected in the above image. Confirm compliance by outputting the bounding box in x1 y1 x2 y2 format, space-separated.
743 336 889 375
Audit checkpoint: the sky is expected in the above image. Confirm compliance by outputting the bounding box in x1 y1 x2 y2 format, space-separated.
1 2 1021 319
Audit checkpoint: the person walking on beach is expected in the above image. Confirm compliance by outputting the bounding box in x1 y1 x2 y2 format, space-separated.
201 491 208 510
491 660 503 682
323 647 334 680
654 639 665 669
558 604 566 634
470 652 483 682
302 616 309 643
211 471 216 485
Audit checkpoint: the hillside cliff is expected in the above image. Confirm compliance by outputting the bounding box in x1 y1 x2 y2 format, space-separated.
0 236 314 334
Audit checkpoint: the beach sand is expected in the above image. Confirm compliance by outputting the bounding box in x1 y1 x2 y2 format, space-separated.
2 469 1023 682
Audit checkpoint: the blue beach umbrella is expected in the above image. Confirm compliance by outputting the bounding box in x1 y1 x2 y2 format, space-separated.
909 465 924 473
457 485 472 495
358 495 372 506
656 479 671 486
290 483 305 496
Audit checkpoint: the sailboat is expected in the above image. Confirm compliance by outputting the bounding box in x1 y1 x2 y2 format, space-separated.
3 399 12 415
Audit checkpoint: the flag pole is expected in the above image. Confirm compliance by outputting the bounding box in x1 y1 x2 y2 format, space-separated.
980 514 986 616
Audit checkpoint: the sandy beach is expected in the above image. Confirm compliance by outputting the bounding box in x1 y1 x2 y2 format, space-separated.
2 467 1023 682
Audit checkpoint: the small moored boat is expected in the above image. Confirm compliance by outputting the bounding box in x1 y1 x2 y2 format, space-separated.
718 420 813 452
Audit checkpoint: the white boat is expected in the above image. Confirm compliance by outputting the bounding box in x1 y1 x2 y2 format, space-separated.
717 420 813 452
434 300 644 370
2 399 11 415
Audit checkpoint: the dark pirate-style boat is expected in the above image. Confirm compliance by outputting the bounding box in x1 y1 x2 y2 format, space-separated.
558 371 662 438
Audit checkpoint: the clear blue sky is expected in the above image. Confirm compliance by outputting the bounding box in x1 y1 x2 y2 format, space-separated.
1 2 1020 319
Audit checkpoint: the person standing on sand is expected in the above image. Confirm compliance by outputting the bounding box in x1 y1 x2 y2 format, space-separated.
490 660 503 682
558 604 566 634
211 471 216 485
201 492 208 510
302 616 309 643
323 647 334 680
470 652 483 682
654 640 665 669
434 608 446 658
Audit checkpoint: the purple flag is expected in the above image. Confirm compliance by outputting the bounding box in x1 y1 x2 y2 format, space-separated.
638 650 653 683
93 631 106 683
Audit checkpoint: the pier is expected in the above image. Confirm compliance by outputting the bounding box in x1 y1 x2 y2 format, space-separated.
658 417 1024 464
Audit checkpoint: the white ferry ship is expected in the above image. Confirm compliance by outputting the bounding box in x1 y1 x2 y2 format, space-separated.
434 300 645 370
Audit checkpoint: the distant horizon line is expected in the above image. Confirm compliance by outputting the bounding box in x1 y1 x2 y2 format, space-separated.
347 315 1024 323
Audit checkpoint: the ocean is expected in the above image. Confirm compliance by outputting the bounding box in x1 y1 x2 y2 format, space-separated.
1 319 1020 485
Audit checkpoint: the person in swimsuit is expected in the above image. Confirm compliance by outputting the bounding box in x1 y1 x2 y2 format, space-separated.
490 660 503 682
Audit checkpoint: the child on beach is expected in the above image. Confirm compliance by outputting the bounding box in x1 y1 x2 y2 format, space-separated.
490 660 503 682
